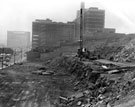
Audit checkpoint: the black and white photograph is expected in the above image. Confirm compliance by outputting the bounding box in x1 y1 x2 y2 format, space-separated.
0 0 135 106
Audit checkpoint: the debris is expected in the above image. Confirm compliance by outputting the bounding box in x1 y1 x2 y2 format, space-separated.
102 65 108 69
108 70 119 74
50 56 135 107
77 101 82 105
114 38 135 62
107 103 111 107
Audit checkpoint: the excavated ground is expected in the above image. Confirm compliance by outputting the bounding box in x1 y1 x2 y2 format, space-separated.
0 62 75 107
1 56 135 107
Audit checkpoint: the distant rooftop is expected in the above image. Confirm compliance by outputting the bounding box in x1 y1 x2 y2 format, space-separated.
89 7 98 10
7 31 30 34
34 19 75 25
87 7 105 11
35 18 52 22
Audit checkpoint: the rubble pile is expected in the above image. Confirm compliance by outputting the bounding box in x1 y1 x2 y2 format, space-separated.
46 56 70 72
47 56 97 77
48 57 135 107
91 46 123 60
115 38 135 62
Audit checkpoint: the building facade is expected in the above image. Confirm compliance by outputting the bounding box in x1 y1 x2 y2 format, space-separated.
83 7 105 33
7 31 31 50
75 7 105 38
32 19 75 49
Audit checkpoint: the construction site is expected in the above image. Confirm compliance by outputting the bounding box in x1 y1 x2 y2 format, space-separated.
0 2 135 107
2 36 135 107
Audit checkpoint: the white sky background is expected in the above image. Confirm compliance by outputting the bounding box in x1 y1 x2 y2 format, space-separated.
0 0 135 44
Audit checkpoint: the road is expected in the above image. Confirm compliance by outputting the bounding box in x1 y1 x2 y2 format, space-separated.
0 63 74 107
0 53 26 69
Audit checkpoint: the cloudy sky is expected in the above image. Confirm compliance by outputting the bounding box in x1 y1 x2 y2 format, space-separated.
0 0 135 44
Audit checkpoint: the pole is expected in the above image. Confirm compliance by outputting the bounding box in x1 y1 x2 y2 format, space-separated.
1 47 4 70
14 49 16 64
21 48 22 61
79 2 84 60
80 2 84 51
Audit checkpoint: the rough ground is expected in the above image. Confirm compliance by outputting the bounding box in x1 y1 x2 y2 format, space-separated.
23 34 135 107
0 62 75 107
39 34 135 63
2 46 135 107
45 56 135 107
1 56 135 107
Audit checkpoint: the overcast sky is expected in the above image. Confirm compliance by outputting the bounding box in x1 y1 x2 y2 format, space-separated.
0 0 135 44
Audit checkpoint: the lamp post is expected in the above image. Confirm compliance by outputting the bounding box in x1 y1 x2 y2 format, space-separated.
1 47 4 70
20 48 23 61
13 49 16 64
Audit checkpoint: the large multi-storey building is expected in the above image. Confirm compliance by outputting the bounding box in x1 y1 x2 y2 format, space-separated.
75 7 105 37
7 31 31 49
84 7 105 32
32 19 75 49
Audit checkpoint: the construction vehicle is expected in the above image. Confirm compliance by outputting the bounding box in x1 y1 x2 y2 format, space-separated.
77 48 98 60
76 2 98 60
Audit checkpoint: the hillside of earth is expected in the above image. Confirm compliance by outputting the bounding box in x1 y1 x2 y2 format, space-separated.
40 33 135 62
1 33 135 107
44 56 135 107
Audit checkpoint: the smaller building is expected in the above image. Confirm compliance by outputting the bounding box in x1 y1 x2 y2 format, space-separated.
0 44 5 48
7 31 31 50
